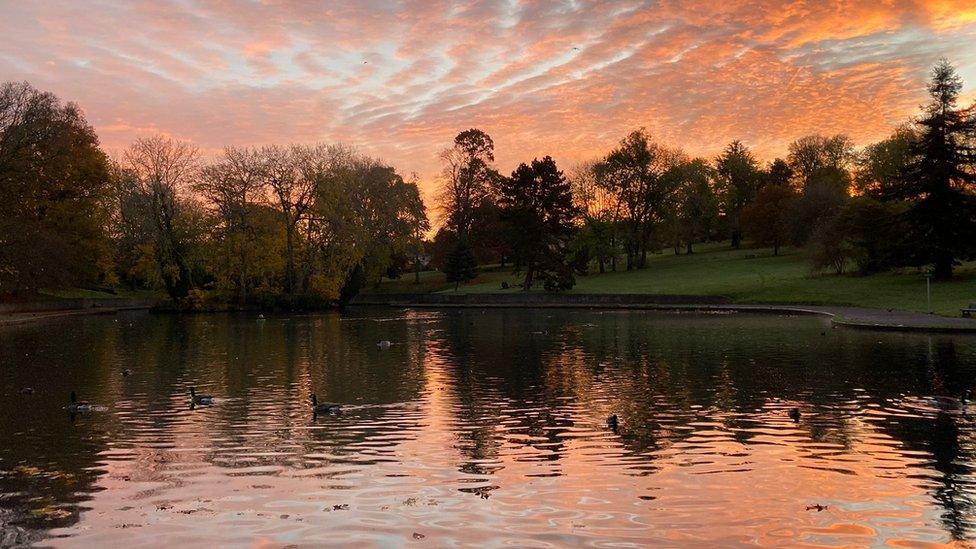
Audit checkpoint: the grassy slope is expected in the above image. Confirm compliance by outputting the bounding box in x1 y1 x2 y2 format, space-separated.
371 243 976 316
38 288 159 300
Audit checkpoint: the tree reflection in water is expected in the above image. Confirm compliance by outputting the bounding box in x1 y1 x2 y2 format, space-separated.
1 309 975 545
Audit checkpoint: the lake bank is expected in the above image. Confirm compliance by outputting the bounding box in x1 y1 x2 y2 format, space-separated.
351 292 976 333
370 244 976 317
0 298 155 327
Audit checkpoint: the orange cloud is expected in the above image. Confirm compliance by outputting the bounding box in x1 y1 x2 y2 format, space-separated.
1 0 974 205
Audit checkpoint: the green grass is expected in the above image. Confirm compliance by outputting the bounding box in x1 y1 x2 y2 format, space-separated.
38 288 159 300
369 242 976 316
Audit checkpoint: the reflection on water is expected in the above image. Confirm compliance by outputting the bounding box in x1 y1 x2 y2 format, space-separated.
1 309 976 546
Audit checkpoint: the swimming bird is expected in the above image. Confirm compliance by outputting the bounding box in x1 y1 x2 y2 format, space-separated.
68 391 93 413
122 369 132 377
928 390 972 411
607 414 619 432
377 340 392 348
19 387 33 395
788 408 801 422
310 394 342 415
257 314 266 321
189 387 214 406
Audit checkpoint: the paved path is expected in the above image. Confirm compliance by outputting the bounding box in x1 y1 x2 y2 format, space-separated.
691 304 976 333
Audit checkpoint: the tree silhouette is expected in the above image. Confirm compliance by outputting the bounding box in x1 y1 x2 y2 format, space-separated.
497 156 578 291
715 140 760 249
885 59 976 279
444 239 478 291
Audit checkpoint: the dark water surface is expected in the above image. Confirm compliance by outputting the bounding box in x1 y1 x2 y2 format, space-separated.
2 309 976 547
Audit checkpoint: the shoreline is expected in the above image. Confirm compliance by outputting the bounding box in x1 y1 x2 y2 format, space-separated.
4 293 976 334
351 293 976 334
0 298 154 327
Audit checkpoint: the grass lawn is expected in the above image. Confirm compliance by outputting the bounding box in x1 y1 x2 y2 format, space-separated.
369 242 976 316
38 288 159 300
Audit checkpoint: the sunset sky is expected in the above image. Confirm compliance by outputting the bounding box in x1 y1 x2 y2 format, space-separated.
3 0 976 201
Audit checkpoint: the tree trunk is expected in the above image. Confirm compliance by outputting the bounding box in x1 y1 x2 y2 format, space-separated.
610 233 617 272
284 224 296 294
731 228 741 249
773 241 779 256
686 242 693 254
933 252 953 280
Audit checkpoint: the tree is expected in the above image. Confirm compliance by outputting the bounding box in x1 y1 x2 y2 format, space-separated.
570 160 621 272
437 129 498 244
763 158 794 190
403 174 431 284
855 126 916 198
787 134 854 192
261 145 316 294
304 146 427 299
444 239 477 291
497 156 578 291
715 140 760 248
742 184 797 256
671 158 719 254
195 147 265 304
120 136 201 299
0 82 113 293
843 197 907 274
809 213 855 274
883 59 976 279
597 129 682 268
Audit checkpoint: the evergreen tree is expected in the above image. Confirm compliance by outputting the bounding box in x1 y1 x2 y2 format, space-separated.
715 140 760 249
444 239 478 291
497 156 578 291
886 59 976 279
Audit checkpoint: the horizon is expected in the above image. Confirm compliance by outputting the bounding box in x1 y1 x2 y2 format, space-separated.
3 1 976 204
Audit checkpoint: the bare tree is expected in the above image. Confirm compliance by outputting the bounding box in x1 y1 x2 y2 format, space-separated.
437 129 497 243
196 147 265 303
121 136 200 298
260 145 316 294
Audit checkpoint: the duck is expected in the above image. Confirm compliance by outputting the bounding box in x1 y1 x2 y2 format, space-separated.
19 387 34 395
189 387 214 406
607 414 619 432
68 391 93 413
310 394 342 415
122 369 132 377
928 390 972 411
377 340 392 349
257 314 266 322
788 408 801 422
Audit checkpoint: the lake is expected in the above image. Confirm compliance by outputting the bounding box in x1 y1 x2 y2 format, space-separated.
1 308 975 547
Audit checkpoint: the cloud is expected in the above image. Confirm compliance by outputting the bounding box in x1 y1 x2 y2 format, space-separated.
2 0 975 203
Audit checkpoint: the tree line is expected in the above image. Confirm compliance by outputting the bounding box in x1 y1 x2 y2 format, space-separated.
0 82 427 306
432 58 976 289
2 58 974 303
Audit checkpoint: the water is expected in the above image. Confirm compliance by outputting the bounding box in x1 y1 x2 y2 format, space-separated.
1 308 976 547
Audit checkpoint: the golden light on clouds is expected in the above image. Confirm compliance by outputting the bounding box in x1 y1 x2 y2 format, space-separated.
2 0 975 200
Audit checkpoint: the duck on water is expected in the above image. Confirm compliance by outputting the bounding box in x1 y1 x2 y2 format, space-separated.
311 394 342 415
189 387 214 406
68 391 93 413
